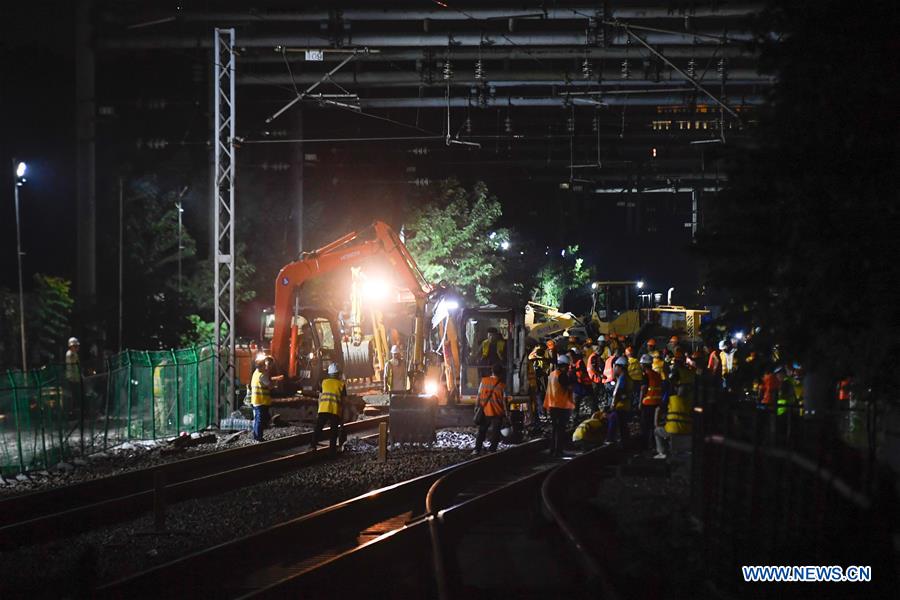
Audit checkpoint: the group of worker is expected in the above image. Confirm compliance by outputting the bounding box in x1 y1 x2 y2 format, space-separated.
530 333 698 458
249 354 346 451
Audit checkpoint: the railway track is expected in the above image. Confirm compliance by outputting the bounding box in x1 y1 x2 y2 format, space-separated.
0 415 387 549
96 438 561 599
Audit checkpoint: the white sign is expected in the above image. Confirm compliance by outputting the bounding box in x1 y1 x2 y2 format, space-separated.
305 50 324 61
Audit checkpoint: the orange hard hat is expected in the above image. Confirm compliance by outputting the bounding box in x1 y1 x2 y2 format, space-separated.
669 335 679 344
618 335 626 342
647 338 656 346
546 339 556 349
625 346 634 357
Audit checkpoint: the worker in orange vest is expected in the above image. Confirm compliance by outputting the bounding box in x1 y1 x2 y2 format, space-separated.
760 366 778 409
639 354 663 452
544 355 575 457
587 343 605 413
570 347 593 425
474 364 507 454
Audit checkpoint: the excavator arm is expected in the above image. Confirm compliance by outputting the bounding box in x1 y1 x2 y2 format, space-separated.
271 221 431 381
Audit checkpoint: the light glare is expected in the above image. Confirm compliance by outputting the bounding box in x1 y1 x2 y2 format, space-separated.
16 162 26 178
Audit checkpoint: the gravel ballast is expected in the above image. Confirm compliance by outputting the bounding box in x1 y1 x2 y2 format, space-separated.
0 429 482 598
0 424 314 499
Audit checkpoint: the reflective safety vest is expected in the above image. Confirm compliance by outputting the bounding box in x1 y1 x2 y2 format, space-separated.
838 378 851 402
587 353 603 384
481 339 506 362
761 373 778 405
250 369 272 407
544 369 575 410
574 358 592 386
318 377 345 415
720 350 735 375
613 375 632 412
664 394 692 435
673 363 695 388
627 357 643 382
650 350 667 381
602 355 616 384
478 375 506 417
573 414 607 443
642 369 663 406
153 365 166 400
384 359 408 392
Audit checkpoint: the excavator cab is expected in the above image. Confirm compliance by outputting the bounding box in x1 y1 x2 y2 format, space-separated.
282 308 344 396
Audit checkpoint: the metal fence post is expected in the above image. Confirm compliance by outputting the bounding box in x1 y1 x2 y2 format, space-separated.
171 349 180 434
8 371 25 473
126 352 134 439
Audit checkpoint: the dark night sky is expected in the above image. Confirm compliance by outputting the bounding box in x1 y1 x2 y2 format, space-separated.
1 1 706 338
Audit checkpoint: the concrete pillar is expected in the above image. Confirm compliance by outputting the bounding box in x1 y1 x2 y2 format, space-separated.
76 0 96 301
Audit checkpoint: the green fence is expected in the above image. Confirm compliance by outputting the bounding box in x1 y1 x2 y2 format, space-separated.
0 344 217 476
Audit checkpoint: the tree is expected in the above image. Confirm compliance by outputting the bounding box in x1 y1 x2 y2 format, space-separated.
0 275 73 368
531 246 592 310
695 1 899 399
405 179 509 304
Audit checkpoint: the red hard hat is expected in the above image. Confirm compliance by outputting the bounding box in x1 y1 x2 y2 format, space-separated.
647 338 656 346
669 335 679 344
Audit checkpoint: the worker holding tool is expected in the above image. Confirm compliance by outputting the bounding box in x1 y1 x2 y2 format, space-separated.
607 356 632 447
383 345 408 393
312 362 347 453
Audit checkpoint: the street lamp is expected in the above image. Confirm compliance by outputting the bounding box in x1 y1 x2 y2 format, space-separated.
175 185 188 297
13 160 27 371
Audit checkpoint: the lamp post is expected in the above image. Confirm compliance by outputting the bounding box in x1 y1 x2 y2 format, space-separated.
175 185 187 298
13 160 27 371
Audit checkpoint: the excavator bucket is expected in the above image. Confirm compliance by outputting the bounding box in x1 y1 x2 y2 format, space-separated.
389 393 436 444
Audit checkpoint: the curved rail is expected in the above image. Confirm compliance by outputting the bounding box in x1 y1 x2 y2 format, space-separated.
0 416 386 548
541 446 623 600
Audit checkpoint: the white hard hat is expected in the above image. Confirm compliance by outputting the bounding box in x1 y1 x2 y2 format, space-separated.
639 354 653 365
327 362 340 375
597 335 606 342
614 356 628 367
390 345 401 354
68 337 80 347
557 355 570 365
718 340 728 350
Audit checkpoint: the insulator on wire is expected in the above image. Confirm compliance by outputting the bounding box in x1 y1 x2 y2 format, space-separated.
566 116 575 133
592 114 599 133
463 116 472 134
621 59 630 79
687 58 697 79
504 115 513 134
581 58 593 79
474 58 485 80
442 60 453 81
717 57 727 82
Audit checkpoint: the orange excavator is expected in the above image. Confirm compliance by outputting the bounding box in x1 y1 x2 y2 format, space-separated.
268 221 439 442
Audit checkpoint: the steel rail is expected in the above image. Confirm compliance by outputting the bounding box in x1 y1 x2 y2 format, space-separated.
541 445 623 599
0 416 386 549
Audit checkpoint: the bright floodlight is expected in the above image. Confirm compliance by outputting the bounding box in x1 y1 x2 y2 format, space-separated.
16 162 26 178
500 240 510 250
444 299 460 310
591 282 599 290
424 379 439 396
637 280 645 289
362 278 390 301
734 331 744 341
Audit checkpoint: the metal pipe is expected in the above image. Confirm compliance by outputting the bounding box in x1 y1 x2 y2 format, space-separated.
99 30 753 49
124 5 762 23
241 46 757 63
359 95 764 108
238 70 768 86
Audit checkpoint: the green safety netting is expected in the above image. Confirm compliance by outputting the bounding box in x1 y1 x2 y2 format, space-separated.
0 344 218 476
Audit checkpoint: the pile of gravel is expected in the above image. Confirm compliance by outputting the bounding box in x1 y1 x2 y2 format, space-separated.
0 424 312 499
0 440 471 596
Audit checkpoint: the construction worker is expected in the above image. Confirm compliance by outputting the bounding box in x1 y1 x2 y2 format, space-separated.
572 410 608 450
383 345 408 393
607 356 632 446
774 366 796 417
719 339 736 389
669 347 696 404
545 338 558 366
250 356 274 442
587 343 605 413
639 354 662 452
625 346 643 409
64 337 81 409
602 346 622 408
544 355 574 457
707 342 723 385
479 327 507 370
666 335 681 355
312 362 346 453
474 364 507 454
654 385 692 459
639 336 657 358
759 365 778 409
570 347 592 424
